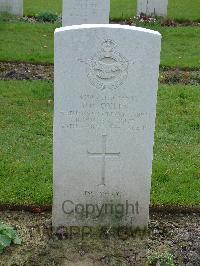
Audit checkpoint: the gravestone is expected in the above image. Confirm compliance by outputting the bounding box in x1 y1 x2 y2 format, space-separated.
137 0 168 17
53 24 161 228
62 0 110 26
0 0 23 16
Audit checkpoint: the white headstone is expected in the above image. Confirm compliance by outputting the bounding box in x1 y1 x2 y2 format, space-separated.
62 0 110 26
0 0 23 16
53 24 161 229
137 0 168 17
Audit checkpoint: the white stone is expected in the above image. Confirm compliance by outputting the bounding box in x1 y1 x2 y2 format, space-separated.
62 0 110 26
53 24 161 228
137 0 168 17
0 0 23 16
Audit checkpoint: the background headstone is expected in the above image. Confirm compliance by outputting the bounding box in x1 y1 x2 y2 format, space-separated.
62 0 110 26
0 0 23 16
137 0 168 17
53 24 161 228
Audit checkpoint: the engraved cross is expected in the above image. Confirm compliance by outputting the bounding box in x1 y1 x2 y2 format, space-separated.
87 135 120 186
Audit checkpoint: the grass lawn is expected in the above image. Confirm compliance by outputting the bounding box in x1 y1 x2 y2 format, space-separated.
0 22 55 64
167 0 200 22
0 80 199 206
23 0 200 21
111 0 200 21
24 0 62 17
0 22 199 68
0 80 53 204
152 26 200 69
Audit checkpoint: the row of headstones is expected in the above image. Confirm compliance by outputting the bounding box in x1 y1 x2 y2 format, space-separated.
0 0 23 16
0 0 168 19
53 1 161 228
62 0 168 26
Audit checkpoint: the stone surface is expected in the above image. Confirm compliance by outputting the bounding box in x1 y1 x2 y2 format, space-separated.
62 0 110 26
53 24 161 228
0 0 23 16
137 0 168 17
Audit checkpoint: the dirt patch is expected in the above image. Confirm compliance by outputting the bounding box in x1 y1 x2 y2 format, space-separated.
160 69 200 85
0 61 53 82
1 61 200 86
0 211 199 265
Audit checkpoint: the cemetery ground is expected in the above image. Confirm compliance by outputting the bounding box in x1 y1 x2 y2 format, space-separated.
0 22 199 67
23 0 200 22
0 68 199 264
0 2 200 266
0 81 199 206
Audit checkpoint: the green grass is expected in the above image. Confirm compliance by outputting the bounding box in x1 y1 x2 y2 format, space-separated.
0 80 199 205
111 0 200 21
0 22 55 64
168 0 200 22
110 0 136 20
23 0 200 21
0 80 53 204
0 22 199 68
151 26 200 68
24 0 62 16
152 85 200 205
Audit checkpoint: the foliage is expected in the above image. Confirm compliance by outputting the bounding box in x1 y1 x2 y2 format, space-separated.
36 12 58 23
0 222 21 254
148 252 174 266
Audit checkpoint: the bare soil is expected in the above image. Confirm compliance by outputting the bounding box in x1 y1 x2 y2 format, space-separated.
1 61 200 86
160 69 200 85
0 211 199 265
0 61 53 82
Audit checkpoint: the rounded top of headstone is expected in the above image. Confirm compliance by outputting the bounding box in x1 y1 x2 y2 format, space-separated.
55 24 161 38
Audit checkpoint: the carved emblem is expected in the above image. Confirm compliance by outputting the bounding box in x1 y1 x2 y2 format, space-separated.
82 39 129 90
